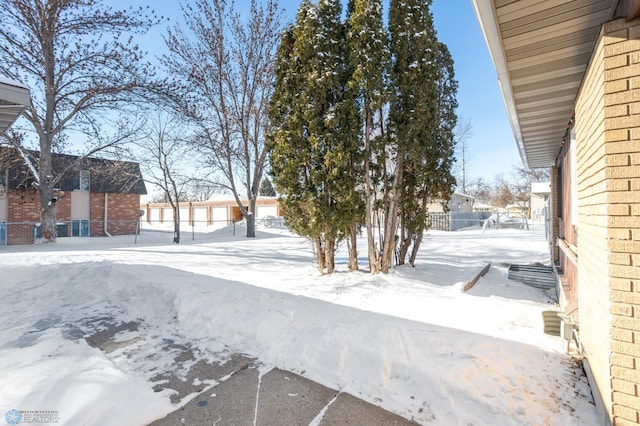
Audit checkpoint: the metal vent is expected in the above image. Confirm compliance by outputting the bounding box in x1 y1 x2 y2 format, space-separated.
508 264 557 289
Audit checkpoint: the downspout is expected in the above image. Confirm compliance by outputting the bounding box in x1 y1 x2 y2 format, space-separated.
104 193 112 237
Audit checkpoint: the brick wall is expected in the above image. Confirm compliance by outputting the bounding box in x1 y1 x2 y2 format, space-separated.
56 191 71 237
575 17 640 425
89 192 106 237
575 23 614 422
4 190 140 244
92 193 140 236
602 18 640 426
7 189 39 244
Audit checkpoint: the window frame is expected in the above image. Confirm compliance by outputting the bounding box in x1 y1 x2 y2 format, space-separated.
71 219 90 237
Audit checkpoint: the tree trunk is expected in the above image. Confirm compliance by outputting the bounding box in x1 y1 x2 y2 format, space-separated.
40 26 57 243
325 236 335 274
39 149 57 242
40 191 58 242
380 157 404 273
173 205 180 243
406 187 431 266
409 231 423 267
364 201 380 273
347 222 358 272
246 197 256 238
363 116 380 274
398 235 410 266
314 237 325 274
396 212 408 265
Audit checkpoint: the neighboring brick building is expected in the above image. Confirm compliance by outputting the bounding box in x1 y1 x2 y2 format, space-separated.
474 1 640 424
0 148 147 245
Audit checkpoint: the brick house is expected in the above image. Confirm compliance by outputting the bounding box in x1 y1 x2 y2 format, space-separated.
473 1 640 424
0 148 147 245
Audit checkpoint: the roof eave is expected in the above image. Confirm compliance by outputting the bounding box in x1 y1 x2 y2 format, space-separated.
0 78 31 135
471 0 529 169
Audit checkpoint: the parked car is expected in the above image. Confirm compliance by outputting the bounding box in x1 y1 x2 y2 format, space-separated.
488 213 523 228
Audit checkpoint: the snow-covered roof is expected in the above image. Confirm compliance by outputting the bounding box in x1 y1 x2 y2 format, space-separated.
473 202 495 209
452 192 475 199
207 193 236 202
506 202 529 210
206 193 278 202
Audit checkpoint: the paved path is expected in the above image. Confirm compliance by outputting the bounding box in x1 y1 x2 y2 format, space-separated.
149 360 418 426
84 319 418 425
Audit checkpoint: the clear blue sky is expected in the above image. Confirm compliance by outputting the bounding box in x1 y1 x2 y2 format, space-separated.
119 0 522 184
430 0 521 183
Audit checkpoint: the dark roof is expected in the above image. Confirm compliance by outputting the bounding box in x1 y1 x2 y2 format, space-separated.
0 147 147 195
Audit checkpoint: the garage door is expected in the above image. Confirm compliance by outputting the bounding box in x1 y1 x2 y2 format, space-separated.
193 207 207 225
210 207 228 226
162 208 173 223
149 208 160 223
179 207 190 224
256 205 278 218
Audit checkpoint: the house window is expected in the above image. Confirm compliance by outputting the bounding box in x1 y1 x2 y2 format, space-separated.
0 221 6 245
74 170 89 191
71 219 89 237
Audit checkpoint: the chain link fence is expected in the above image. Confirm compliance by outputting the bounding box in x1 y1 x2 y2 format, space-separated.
3 213 537 245
0 217 289 245
0 220 141 245
428 211 490 232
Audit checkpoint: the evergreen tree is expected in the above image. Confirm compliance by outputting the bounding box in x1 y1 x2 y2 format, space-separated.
318 0 363 272
396 28 458 267
346 0 389 273
269 0 361 274
269 14 310 241
271 0 458 274
259 177 276 196
381 0 440 272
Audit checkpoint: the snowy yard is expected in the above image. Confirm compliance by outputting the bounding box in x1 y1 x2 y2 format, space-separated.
0 222 598 425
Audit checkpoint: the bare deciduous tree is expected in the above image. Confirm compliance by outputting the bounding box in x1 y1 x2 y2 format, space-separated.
466 176 491 204
454 116 473 194
135 114 190 243
0 0 164 242
162 0 282 238
490 166 550 228
186 181 220 202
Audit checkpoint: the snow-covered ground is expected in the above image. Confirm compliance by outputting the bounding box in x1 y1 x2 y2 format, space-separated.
0 222 598 425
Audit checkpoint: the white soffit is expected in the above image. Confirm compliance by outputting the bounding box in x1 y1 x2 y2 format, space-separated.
472 0 618 168
0 77 30 135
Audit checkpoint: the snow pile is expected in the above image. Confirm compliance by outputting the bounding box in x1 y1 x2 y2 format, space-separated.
0 223 597 425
